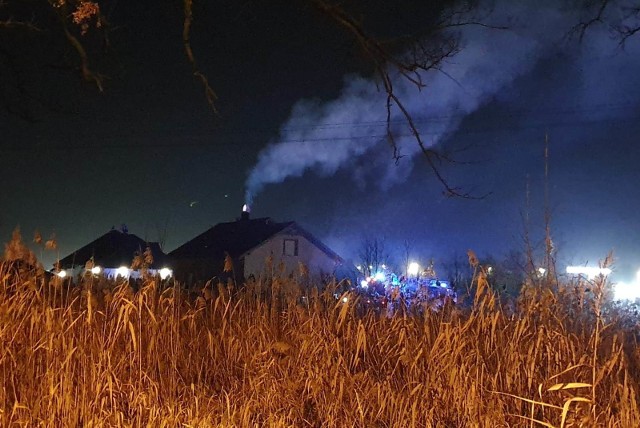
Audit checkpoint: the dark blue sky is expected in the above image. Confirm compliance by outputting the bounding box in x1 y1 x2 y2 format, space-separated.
2 0 639 282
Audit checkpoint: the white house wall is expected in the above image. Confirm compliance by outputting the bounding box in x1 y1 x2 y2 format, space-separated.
243 232 339 280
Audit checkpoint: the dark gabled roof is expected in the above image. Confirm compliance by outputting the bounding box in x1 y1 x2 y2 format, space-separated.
168 217 293 261
58 230 166 269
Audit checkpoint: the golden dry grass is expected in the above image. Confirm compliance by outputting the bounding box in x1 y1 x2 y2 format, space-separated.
0 260 639 427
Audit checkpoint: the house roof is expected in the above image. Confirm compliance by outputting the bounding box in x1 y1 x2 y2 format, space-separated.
169 217 293 261
169 216 345 267
58 229 167 269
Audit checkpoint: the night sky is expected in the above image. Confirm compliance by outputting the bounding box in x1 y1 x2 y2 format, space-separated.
2 0 639 282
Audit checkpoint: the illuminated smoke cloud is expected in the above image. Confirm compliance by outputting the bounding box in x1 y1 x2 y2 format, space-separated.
243 1 598 204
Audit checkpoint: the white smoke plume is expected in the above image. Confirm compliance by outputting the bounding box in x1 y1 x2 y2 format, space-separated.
244 1 583 204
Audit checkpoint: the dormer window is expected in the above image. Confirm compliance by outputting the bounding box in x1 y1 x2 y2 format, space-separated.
283 239 298 256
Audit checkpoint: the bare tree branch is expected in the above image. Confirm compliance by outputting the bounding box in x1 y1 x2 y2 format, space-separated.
0 0 122 115
312 0 492 198
570 0 640 46
617 4 640 46
0 18 42 32
60 23 104 91
569 0 612 41
183 0 218 115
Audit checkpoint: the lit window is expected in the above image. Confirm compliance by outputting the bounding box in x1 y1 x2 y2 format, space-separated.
283 239 298 256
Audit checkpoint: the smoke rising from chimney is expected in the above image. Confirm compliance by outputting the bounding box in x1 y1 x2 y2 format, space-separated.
243 2 591 204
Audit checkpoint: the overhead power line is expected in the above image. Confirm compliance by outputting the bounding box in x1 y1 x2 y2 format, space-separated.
1 103 639 152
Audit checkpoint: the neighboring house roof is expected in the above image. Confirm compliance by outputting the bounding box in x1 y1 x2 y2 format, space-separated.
169 217 294 261
58 229 166 269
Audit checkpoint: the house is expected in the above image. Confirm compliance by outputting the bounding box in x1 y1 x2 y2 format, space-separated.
168 208 345 284
57 227 171 280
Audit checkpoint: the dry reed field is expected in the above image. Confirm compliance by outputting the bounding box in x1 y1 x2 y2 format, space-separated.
1 254 639 427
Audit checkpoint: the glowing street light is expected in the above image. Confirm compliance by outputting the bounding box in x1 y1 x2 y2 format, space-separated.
56 270 67 278
408 262 420 277
159 268 173 280
91 266 101 275
116 266 129 278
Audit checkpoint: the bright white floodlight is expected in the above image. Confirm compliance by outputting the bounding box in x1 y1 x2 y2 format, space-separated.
538 267 546 276
116 266 130 278
613 268 640 301
91 266 101 275
614 281 640 301
159 268 172 280
408 262 420 276
56 270 67 278
566 266 612 279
